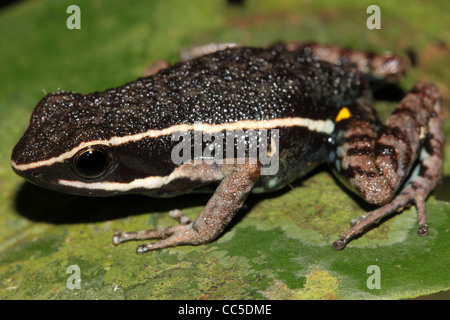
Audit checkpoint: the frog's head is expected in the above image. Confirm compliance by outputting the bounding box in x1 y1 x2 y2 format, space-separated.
11 92 175 196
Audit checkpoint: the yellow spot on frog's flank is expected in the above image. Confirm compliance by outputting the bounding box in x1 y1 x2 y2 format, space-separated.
419 126 426 140
335 107 351 122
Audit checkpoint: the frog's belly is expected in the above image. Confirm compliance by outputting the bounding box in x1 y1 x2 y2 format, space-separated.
189 159 321 195
252 153 323 193
252 129 328 193
252 167 317 193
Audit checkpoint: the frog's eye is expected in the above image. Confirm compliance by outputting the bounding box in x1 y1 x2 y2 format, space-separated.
72 145 113 179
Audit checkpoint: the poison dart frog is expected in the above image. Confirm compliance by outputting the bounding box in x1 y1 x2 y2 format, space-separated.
11 42 444 253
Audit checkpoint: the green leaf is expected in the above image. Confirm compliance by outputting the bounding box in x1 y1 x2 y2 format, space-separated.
1 0 449 300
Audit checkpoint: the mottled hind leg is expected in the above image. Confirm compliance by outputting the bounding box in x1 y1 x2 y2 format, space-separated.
333 82 444 250
279 42 408 82
113 163 261 253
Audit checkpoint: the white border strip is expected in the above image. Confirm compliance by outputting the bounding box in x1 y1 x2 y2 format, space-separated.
59 175 169 191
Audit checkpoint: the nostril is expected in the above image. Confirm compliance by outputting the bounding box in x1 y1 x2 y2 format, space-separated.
32 172 42 179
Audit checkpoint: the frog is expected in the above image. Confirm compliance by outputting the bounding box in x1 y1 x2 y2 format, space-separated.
11 42 444 254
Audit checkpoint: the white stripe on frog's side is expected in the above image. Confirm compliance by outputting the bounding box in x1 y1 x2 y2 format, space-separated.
11 117 335 171
58 162 196 191
58 176 169 191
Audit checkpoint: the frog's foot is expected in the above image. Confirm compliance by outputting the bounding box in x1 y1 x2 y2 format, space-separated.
332 185 411 250
113 162 261 254
332 184 433 250
168 209 193 225
113 222 212 254
112 209 193 247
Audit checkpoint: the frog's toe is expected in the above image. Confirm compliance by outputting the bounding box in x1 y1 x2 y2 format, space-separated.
414 193 430 236
112 225 180 246
112 210 194 248
168 209 193 225
350 214 368 226
418 224 429 236
112 221 213 253
332 238 348 251
112 232 124 245
134 224 212 254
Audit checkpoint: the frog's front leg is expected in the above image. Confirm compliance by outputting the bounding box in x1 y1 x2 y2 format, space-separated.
179 43 238 61
332 82 444 249
113 162 261 253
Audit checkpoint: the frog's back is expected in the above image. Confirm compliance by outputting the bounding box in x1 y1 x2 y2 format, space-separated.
94 46 367 132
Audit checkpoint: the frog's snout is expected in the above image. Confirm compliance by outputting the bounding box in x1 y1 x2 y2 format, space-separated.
11 160 42 183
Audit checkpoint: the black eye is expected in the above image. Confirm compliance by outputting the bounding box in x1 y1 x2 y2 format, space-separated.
72 145 113 179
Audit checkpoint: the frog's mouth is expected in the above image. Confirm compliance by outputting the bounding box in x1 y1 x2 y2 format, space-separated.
11 164 38 183
10 160 67 194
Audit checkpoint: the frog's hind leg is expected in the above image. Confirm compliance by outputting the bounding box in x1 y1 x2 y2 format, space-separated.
332 82 444 250
144 43 239 76
280 42 408 82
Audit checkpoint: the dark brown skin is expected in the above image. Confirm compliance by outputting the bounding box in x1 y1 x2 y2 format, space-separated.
11 42 444 253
